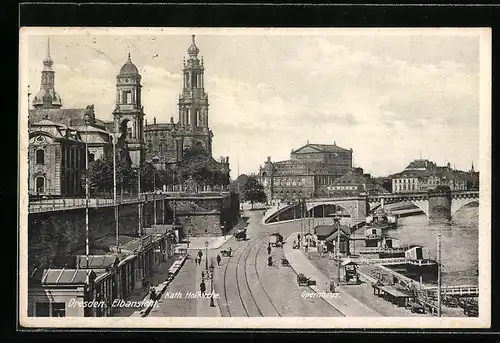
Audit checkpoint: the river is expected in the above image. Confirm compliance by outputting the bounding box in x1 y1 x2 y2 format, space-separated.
387 203 479 286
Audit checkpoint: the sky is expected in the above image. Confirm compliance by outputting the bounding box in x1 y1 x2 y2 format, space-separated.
23 28 485 179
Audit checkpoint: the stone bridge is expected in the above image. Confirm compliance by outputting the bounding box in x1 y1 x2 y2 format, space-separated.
265 190 479 224
367 190 479 223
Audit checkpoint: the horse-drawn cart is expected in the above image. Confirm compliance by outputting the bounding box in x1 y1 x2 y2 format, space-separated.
297 273 315 286
220 248 233 257
269 233 284 247
281 257 290 267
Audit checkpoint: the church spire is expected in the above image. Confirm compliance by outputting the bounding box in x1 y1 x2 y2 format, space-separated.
33 37 62 109
187 34 200 59
43 37 54 71
471 161 475 173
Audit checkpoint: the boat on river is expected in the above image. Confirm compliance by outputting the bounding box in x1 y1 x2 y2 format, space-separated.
366 208 398 230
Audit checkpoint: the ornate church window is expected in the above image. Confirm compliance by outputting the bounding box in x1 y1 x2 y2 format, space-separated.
36 149 45 164
36 176 45 194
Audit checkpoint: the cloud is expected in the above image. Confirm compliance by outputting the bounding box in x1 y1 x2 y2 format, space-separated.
26 33 481 178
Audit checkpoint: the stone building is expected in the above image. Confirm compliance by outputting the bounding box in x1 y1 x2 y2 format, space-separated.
143 35 229 177
28 116 86 197
391 159 475 193
28 38 114 197
259 142 353 201
112 53 146 168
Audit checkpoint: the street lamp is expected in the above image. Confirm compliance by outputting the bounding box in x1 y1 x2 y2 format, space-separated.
84 115 90 269
209 263 215 307
205 240 209 271
113 133 119 251
437 232 442 317
153 169 157 226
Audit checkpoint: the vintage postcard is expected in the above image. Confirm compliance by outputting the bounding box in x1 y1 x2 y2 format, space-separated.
19 27 491 329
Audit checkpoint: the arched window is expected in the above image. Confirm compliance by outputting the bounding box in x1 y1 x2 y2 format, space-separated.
88 153 95 163
36 149 45 164
36 176 45 194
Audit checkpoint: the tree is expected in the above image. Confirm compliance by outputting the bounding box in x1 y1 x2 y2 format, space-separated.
229 174 248 194
242 175 267 209
140 162 157 192
87 157 137 194
177 146 230 188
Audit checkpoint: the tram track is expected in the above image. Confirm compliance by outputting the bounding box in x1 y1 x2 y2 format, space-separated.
235 234 267 317
220 222 343 317
220 232 284 317
248 236 282 317
220 239 249 317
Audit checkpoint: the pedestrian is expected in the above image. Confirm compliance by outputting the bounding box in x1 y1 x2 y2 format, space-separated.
195 257 199 265
267 246 271 255
200 280 206 295
267 255 273 267
201 271 205 280
198 250 203 259
149 286 157 301
216 254 221 266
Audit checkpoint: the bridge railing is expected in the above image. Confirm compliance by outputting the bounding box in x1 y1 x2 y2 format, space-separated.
28 191 231 213
354 257 408 265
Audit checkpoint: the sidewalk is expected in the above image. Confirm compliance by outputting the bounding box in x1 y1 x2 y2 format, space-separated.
283 232 381 317
120 254 187 317
195 256 221 317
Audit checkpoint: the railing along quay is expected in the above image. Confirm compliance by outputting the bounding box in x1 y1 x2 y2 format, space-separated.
424 285 479 296
28 191 231 214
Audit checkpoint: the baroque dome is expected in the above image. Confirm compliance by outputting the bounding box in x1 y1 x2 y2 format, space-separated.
187 35 200 57
119 53 139 75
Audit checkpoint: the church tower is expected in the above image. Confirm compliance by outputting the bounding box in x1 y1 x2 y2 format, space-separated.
32 38 63 109
178 35 213 155
112 53 145 167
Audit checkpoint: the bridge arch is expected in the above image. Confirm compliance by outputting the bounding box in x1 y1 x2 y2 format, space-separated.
306 198 366 221
408 200 429 218
451 199 479 218
308 203 352 218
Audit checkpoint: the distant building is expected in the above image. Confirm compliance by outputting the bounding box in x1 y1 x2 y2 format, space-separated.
258 142 353 201
391 159 477 193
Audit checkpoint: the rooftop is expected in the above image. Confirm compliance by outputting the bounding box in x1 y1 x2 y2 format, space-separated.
36 268 96 285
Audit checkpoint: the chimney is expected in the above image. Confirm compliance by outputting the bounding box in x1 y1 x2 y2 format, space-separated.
154 117 156 124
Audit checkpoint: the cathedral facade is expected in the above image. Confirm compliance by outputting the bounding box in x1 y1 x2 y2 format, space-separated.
143 36 230 173
28 36 229 197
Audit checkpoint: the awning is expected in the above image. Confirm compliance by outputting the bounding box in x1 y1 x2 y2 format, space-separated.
341 258 357 266
314 225 336 240
325 230 349 242
117 253 137 267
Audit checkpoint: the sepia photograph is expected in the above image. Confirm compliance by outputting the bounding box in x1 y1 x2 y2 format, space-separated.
18 27 491 329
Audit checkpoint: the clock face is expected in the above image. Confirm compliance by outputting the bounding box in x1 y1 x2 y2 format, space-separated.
35 136 45 143
124 78 129 83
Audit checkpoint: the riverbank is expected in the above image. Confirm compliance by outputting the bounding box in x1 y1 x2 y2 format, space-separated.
308 252 467 317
